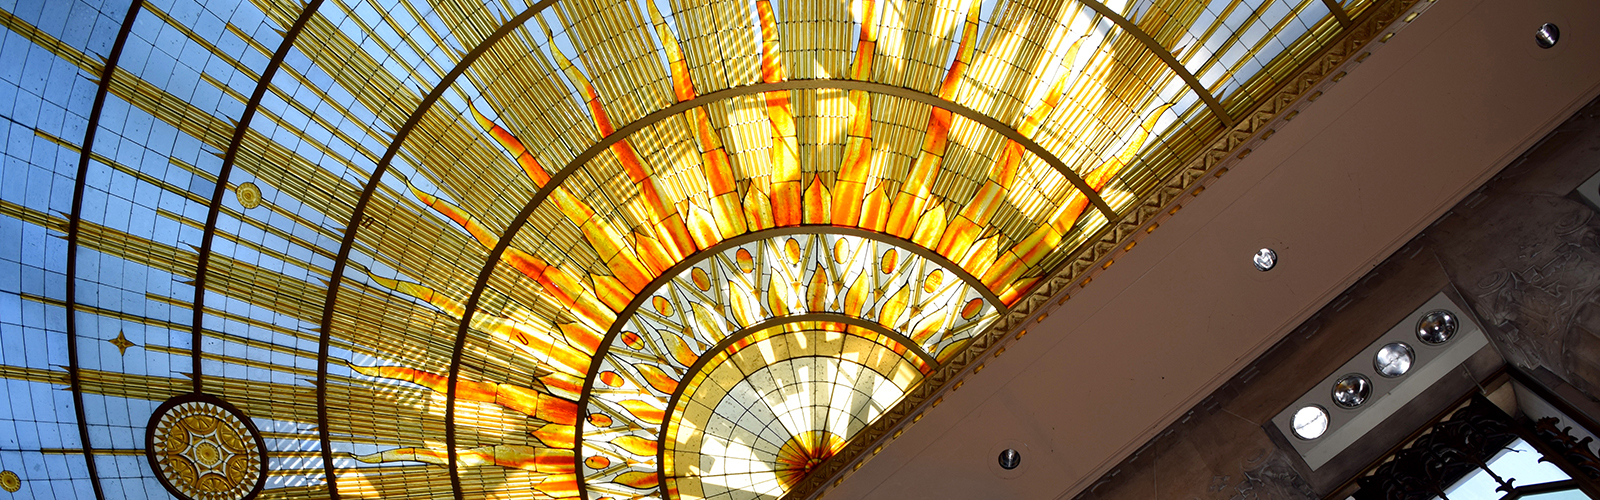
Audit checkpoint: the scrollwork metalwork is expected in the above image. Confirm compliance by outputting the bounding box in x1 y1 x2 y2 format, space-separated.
1353 397 1519 500
1532 417 1600 481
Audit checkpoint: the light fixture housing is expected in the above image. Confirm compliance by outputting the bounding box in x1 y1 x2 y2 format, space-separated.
998 449 1021 470
1576 167 1600 213
1272 293 1486 469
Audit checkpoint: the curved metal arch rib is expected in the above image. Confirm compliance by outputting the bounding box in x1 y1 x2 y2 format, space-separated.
522 79 1120 224
1323 0 1355 28
441 85 1115 500
159 0 334 494
589 225 1006 314
63 3 147 498
309 3 555 500
1076 0 1234 126
571 227 979 411
189 0 326 393
320 9 1126 500
476 81 1086 496
646 313 938 492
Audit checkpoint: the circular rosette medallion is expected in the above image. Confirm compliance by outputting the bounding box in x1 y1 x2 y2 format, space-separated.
146 395 268 500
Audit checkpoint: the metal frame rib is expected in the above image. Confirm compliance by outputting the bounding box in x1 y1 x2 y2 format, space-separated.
63 2 146 498
1323 0 1356 27
508 79 1120 225
188 0 326 394
647 313 939 494
440 79 1082 500
1077 0 1236 126
310 4 554 499
318 11 1126 500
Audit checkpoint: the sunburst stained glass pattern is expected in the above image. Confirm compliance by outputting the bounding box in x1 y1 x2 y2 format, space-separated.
477 0 1195 309
657 322 928 500
616 233 999 359
0 0 1387 496
577 233 993 497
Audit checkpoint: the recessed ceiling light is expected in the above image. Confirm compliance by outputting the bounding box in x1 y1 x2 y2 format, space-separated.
1253 248 1277 271
1373 342 1415 378
1292 406 1329 440
998 449 1021 470
1332 373 1373 408
1416 310 1458 345
1536 23 1560 49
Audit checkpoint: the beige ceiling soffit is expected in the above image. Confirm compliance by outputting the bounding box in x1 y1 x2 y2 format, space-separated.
1075 0 1235 127
785 0 1434 498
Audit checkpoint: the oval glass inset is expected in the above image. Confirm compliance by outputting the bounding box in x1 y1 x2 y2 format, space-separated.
1416 309 1459 345
1332 373 1372 409
1291 405 1329 440
924 269 944 293
1374 342 1415 378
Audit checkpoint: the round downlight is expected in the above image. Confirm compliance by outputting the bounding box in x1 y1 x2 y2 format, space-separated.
1332 374 1373 409
1291 406 1329 440
1253 248 1277 271
998 449 1021 470
1374 342 1415 378
1416 310 1459 345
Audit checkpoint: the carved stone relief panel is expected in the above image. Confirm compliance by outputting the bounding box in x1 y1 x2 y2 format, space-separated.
1433 163 1600 400
1080 402 1313 500
1226 447 1316 500
1452 196 1600 362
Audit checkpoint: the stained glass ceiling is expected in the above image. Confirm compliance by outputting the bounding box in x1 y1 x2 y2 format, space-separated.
0 0 1385 498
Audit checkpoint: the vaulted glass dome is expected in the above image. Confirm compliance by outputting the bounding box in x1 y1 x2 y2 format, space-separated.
0 0 1381 497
